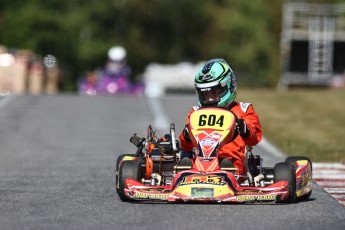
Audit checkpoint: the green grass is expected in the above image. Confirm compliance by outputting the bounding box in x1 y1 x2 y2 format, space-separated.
237 88 345 163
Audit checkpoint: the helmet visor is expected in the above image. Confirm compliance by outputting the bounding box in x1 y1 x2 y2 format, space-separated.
196 84 229 106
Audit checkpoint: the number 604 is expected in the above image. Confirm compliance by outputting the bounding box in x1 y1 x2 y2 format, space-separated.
198 114 224 127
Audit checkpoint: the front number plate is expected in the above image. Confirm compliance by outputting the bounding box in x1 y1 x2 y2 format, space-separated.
191 188 214 198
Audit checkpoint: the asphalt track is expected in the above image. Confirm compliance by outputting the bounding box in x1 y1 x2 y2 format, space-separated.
0 94 344 230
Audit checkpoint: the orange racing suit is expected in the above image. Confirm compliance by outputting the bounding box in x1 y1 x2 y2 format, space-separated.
179 102 262 176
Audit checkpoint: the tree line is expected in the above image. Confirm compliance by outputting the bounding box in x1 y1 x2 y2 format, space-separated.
0 0 341 91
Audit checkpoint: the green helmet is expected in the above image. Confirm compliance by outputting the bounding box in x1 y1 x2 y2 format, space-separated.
194 58 237 108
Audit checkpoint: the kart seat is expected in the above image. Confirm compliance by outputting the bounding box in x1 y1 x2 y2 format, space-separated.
178 157 192 167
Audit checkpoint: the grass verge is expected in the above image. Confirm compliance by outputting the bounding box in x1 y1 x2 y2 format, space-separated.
238 88 345 163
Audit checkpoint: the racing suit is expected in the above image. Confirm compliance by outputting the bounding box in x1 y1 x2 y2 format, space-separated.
179 101 262 176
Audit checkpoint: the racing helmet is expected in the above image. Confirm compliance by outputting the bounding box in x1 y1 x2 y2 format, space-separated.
194 58 237 108
108 46 126 62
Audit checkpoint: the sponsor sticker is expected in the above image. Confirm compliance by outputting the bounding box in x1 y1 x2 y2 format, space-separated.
239 102 251 112
236 194 277 201
133 192 169 200
201 138 215 146
179 175 226 186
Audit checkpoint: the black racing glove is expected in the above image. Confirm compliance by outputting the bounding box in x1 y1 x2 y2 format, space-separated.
236 119 250 138
182 126 191 142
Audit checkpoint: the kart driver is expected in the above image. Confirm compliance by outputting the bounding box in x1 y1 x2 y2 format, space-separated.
179 58 262 177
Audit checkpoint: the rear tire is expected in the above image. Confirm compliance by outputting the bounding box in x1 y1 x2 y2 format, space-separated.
117 158 142 201
274 162 296 203
285 156 312 200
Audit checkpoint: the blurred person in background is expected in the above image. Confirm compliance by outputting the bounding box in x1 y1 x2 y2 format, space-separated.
105 46 131 80
98 46 131 94
78 70 99 96
178 58 262 180
78 46 144 95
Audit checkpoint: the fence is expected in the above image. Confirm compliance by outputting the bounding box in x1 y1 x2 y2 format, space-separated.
280 3 345 89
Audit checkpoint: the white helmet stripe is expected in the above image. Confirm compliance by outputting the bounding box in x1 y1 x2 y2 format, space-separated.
195 81 219 88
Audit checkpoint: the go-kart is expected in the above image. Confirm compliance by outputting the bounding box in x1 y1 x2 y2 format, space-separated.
115 107 312 203
78 72 144 96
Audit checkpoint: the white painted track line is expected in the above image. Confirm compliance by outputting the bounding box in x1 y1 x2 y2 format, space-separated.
0 95 14 110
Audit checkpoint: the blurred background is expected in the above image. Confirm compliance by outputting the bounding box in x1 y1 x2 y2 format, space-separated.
1 0 344 94
0 0 344 162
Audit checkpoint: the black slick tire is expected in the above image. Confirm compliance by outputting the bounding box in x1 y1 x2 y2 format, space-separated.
115 154 136 195
274 162 297 203
285 156 313 200
117 159 142 201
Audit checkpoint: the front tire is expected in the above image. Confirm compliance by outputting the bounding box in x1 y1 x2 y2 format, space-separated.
117 158 142 201
274 162 296 203
115 154 136 194
285 156 312 169
285 156 313 200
